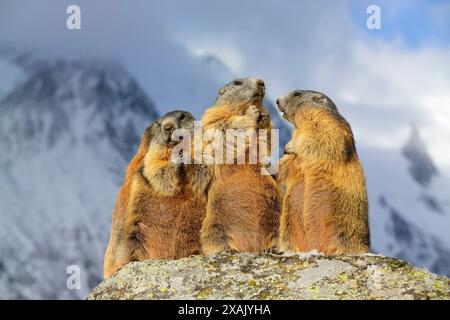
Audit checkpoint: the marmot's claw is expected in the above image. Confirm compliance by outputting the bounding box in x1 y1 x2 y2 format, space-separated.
264 247 281 254
259 111 271 128
283 145 293 155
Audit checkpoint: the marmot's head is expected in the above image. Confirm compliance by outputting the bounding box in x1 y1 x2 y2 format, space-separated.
215 77 265 108
152 110 195 146
276 90 337 123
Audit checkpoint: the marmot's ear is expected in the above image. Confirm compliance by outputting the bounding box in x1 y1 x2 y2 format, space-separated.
312 96 326 105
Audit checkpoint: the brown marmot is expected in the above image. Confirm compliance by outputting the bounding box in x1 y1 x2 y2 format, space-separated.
103 110 206 278
196 77 280 255
276 90 370 255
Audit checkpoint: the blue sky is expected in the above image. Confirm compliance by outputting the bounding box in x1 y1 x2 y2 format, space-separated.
349 0 450 47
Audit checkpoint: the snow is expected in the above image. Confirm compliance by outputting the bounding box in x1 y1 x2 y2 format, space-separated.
360 139 450 274
0 55 24 100
0 57 158 299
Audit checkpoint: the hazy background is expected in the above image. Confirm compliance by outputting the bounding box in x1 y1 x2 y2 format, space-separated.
0 0 449 299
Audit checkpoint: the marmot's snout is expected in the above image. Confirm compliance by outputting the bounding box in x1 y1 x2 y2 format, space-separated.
253 78 265 97
276 95 289 119
276 97 282 109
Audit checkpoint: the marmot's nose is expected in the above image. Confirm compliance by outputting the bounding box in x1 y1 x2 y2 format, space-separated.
256 79 265 88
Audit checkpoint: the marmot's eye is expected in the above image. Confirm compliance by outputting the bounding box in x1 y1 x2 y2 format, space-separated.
179 113 186 121
293 91 302 97
233 80 243 86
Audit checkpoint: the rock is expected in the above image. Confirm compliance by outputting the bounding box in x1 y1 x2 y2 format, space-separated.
88 252 450 300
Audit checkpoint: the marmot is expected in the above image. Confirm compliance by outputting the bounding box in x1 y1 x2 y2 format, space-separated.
276 90 369 255
103 111 206 278
196 78 280 255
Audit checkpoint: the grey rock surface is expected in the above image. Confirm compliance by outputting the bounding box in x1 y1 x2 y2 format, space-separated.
88 252 450 300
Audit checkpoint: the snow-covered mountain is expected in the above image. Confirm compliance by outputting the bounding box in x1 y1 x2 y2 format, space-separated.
0 54 159 299
362 126 450 276
0 49 449 299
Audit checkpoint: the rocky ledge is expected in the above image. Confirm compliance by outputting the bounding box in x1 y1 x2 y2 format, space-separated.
88 252 450 300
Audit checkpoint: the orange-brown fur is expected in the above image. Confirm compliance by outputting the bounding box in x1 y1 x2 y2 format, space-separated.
197 79 280 255
279 105 369 255
103 124 155 278
103 113 205 278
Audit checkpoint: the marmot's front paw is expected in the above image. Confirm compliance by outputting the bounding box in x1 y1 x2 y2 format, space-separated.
245 105 261 121
258 111 271 129
284 142 295 155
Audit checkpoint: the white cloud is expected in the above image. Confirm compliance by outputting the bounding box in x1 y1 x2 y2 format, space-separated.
331 41 450 170
181 37 244 73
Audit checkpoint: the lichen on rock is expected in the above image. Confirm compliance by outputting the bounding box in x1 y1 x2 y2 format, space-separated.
88 252 450 300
